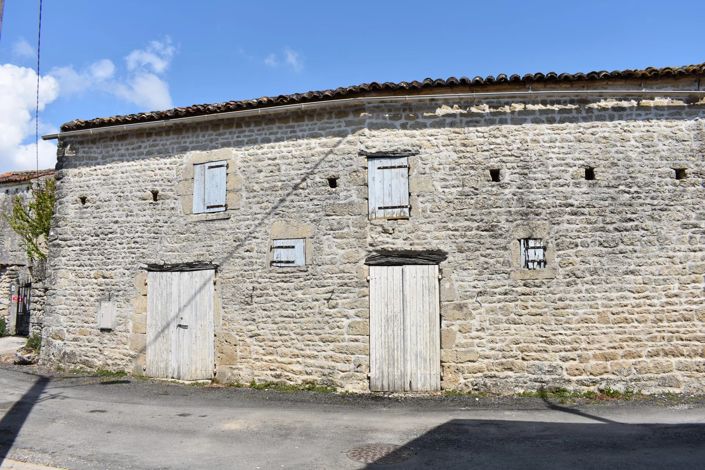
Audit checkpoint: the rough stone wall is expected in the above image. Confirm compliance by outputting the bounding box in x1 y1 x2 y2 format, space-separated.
0 266 18 330
0 179 52 336
42 80 705 394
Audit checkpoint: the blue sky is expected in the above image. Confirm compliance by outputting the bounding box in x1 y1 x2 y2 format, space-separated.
1 0 704 172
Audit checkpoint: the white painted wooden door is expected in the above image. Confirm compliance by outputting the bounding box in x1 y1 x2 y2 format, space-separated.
369 265 440 392
146 270 215 380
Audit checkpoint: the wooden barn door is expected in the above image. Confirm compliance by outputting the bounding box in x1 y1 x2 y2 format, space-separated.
369 265 440 392
146 269 215 381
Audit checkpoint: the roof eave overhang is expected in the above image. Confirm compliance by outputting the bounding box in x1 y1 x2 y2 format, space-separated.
43 87 705 141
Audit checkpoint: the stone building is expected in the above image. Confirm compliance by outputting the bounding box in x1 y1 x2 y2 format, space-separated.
41 62 705 394
0 169 54 336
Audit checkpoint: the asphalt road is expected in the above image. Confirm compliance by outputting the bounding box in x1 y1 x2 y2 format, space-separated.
1 366 704 469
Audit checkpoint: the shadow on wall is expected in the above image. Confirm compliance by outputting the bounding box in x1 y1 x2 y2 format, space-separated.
135 135 363 361
364 406 705 469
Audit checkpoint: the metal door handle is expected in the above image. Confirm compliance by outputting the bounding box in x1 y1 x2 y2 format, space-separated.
177 324 189 329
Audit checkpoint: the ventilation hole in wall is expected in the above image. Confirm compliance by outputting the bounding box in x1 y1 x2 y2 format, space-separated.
489 169 501 182
151 189 159 202
674 168 687 180
584 167 595 181
79 196 87 205
327 177 338 188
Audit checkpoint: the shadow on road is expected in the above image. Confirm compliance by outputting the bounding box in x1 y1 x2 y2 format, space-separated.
366 403 705 469
0 375 50 464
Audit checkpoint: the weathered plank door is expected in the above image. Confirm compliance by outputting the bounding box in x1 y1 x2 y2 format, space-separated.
369 264 440 391
146 269 215 381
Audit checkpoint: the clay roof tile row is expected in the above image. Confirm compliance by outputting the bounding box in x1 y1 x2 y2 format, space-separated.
60 62 705 132
0 169 55 185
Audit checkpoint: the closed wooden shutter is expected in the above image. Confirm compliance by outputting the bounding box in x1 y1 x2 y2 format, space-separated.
147 270 215 381
271 239 305 267
369 264 440 392
204 161 227 212
368 157 410 219
192 164 206 214
192 161 227 214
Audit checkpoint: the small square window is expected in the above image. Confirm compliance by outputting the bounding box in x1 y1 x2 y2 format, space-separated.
519 239 546 270
489 169 501 182
193 160 227 214
271 239 305 267
674 168 687 180
584 167 595 181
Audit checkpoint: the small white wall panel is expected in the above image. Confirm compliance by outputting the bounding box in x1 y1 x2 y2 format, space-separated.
96 300 117 330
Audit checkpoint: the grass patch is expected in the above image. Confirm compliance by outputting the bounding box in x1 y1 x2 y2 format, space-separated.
442 389 488 398
518 386 638 402
95 369 128 378
25 333 41 353
248 380 336 394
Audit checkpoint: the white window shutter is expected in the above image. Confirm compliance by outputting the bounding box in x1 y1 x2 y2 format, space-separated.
192 164 206 214
271 239 305 267
204 161 227 212
368 156 409 219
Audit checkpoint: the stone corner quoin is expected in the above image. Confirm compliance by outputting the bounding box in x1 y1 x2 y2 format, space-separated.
38 69 705 395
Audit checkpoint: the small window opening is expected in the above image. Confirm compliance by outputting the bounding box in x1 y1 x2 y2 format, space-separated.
519 238 546 270
584 167 595 180
151 189 159 202
489 169 501 182
327 177 338 189
79 196 87 205
271 238 306 267
674 168 687 180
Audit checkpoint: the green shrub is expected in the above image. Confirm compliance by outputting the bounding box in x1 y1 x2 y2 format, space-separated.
26 333 41 353
0 317 6 337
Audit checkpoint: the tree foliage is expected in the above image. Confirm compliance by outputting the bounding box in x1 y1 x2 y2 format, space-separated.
4 178 56 262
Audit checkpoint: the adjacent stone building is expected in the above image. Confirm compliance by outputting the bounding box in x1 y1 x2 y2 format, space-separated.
1 169 54 336
41 62 705 394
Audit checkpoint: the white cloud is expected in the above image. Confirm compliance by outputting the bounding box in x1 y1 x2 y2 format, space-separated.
114 38 174 110
113 72 172 110
0 64 59 171
50 59 115 95
48 38 174 111
264 53 278 67
263 47 304 72
89 59 116 81
12 38 35 60
0 38 176 171
284 48 303 72
126 38 175 74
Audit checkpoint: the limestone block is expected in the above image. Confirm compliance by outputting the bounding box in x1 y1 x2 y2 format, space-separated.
442 303 471 321
440 329 456 349
128 333 146 353
134 271 147 296
132 296 147 314
456 349 479 363
347 320 368 336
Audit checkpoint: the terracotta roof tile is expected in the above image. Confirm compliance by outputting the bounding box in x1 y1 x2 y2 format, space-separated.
0 169 55 185
60 62 705 132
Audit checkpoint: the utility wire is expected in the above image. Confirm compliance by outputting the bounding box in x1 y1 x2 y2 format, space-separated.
0 0 5 45
35 0 43 175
